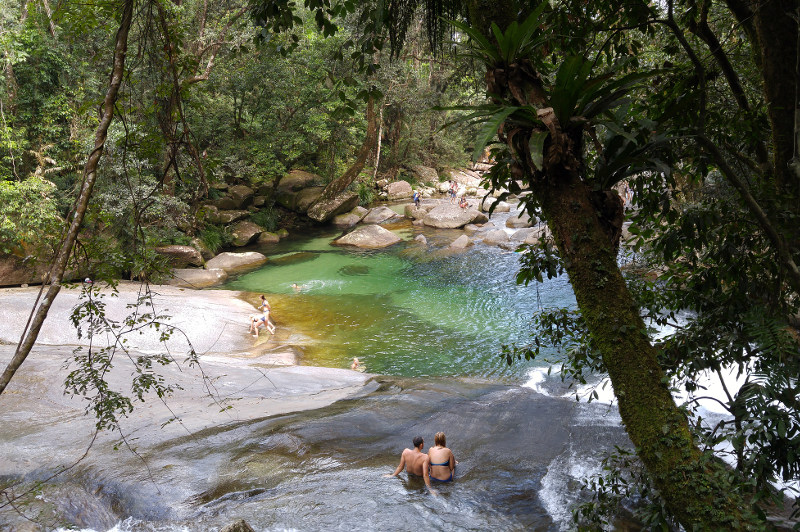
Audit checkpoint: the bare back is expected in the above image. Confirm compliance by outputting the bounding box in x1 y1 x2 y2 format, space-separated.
428 446 455 481
402 448 430 476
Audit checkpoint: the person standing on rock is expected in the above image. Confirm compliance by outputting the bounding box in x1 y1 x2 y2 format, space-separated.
413 190 421 208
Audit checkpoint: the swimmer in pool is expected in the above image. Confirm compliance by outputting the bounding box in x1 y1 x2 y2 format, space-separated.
428 431 457 482
384 436 434 492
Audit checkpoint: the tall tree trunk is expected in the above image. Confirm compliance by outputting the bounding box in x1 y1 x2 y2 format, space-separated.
0 0 134 395
465 1 760 527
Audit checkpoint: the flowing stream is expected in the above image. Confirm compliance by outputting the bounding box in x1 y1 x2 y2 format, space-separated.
1 204 635 531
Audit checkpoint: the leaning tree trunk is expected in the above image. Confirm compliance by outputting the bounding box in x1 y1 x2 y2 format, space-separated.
532 159 756 527
306 96 377 222
0 0 134 395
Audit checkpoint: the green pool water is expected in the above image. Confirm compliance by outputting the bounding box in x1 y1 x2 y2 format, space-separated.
224 224 576 380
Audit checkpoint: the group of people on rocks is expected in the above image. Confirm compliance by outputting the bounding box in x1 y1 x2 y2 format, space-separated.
384 432 458 493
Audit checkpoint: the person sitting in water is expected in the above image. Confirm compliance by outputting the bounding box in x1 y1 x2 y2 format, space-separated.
384 436 434 491
428 431 457 483
351 357 361 370
291 283 303 292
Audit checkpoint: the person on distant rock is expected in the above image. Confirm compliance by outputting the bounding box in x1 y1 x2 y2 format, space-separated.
428 431 457 483
413 190 421 208
449 181 457 204
459 196 468 209
384 436 434 492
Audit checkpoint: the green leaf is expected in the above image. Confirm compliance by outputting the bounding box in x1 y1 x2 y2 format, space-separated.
529 130 549 170
472 106 519 161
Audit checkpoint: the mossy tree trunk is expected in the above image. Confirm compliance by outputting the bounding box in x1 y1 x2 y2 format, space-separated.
464 1 760 527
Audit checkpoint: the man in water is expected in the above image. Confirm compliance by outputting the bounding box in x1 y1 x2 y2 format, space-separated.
384 436 434 491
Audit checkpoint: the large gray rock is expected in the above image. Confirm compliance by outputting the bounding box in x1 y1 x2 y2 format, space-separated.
230 221 264 247
410 165 439 184
386 180 413 200
154 245 204 268
217 210 250 224
423 204 484 229
362 206 399 224
482 229 510 246
414 234 427 245
167 268 228 288
449 234 472 249
332 225 402 249
506 211 535 228
306 192 360 223
205 252 267 273
277 169 321 192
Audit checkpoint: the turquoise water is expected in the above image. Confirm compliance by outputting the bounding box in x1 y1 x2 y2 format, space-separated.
224 223 577 380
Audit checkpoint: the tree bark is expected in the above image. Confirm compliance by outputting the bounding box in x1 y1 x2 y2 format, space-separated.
0 0 134 395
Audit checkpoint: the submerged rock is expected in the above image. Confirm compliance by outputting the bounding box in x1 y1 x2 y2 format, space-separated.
332 225 402 249
414 234 427 245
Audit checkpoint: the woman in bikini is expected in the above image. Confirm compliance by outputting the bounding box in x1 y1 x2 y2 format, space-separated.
428 431 457 482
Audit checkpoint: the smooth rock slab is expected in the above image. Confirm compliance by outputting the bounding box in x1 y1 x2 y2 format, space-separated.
167 268 228 288
216 210 250 224
332 225 402 249
257 232 280 245
205 252 268 273
277 169 321 192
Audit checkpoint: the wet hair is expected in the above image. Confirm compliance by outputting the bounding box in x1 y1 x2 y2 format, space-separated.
434 432 446 447
413 436 424 448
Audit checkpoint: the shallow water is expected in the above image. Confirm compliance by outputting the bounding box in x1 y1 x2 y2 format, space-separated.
225 215 575 380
